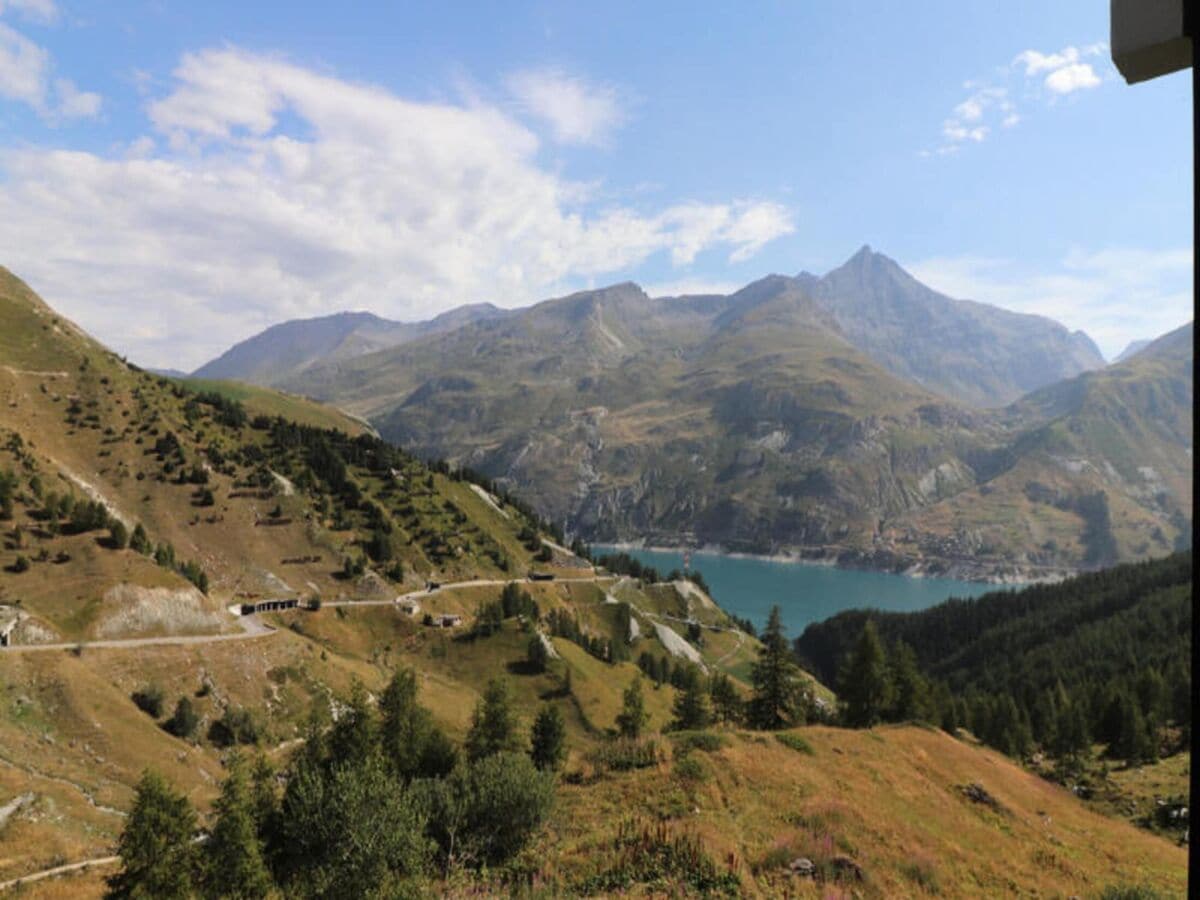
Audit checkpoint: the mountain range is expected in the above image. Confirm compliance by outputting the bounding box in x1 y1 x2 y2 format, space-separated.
191 247 1192 579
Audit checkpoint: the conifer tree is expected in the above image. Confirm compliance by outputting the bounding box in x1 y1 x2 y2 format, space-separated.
201 753 273 899
327 679 378 766
530 704 567 771
887 640 930 722
747 605 803 729
106 770 198 899
840 620 893 728
616 677 649 739
709 671 744 724
466 679 521 761
671 667 713 731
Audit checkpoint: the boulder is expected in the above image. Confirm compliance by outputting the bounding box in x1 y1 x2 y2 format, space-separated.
787 857 815 877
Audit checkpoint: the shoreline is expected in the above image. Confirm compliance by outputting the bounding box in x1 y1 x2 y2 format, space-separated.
591 540 1072 586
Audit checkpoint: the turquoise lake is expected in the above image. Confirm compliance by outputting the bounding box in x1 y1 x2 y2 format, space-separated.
593 546 1000 638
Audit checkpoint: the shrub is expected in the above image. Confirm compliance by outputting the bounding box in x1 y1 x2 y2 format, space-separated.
164 697 199 740
132 684 165 718
578 819 741 896
208 707 261 747
670 731 728 754
673 753 709 783
775 732 815 755
420 752 555 868
588 738 661 773
1098 887 1170 900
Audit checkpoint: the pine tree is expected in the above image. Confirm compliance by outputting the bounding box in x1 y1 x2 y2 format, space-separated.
106 770 198 899
466 679 521 761
747 605 802 729
530 704 567 771
670 668 713 731
840 621 893 728
708 671 743 724
201 753 273 899
526 633 549 673
615 677 649 739
887 640 929 722
164 697 199 740
130 522 152 555
109 519 129 550
327 679 378 765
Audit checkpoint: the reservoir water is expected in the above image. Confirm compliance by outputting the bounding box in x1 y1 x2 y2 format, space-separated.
593 546 999 638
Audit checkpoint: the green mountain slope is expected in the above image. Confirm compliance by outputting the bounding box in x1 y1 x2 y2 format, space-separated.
268 263 1187 579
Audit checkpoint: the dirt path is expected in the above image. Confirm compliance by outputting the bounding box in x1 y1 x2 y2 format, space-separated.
0 575 617 652
0 615 274 654
0 856 119 893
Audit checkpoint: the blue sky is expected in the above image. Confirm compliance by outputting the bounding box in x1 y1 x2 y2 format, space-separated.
0 0 1191 367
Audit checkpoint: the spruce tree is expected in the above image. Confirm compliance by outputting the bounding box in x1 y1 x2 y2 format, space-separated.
670 668 713 731
106 770 198 899
529 704 567 771
327 679 378 766
747 605 802 729
887 640 929 722
709 671 743 724
465 679 521 761
840 620 893 728
164 697 199 740
201 753 273 899
615 677 649 739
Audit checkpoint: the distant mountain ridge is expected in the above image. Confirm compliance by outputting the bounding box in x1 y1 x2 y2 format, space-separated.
186 249 1188 578
192 303 510 385
193 246 1104 409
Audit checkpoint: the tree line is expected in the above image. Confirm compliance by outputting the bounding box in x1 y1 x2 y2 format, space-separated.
106 670 563 899
796 552 1192 764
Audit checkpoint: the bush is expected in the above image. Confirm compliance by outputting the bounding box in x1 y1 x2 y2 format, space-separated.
132 684 165 718
9 554 30 573
420 752 555 868
208 707 261 747
164 697 199 739
1098 887 1170 900
670 731 728 754
578 819 741 896
109 519 129 549
774 732 814 755
588 738 661 773
672 753 709 783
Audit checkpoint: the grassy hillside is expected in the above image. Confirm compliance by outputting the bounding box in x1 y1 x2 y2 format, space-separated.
0 267 1187 897
795 553 1192 844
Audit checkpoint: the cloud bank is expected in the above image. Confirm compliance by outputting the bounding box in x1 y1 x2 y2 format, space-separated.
0 47 793 368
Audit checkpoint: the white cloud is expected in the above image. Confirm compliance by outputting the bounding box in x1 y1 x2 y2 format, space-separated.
0 0 58 24
930 42 1106 155
0 18 101 120
506 67 625 146
1043 63 1101 94
0 20 48 107
0 47 792 368
641 277 741 298
908 247 1192 359
54 77 101 118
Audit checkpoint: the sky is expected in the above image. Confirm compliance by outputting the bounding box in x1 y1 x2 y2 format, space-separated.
0 1 1192 369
